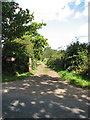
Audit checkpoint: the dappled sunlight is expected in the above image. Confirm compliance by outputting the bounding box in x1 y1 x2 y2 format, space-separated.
23 83 31 87
78 99 83 102
40 91 46 95
73 95 78 99
47 91 53 94
8 100 26 113
40 81 49 85
32 91 36 94
23 80 29 82
81 94 90 100
40 108 46 113
45 114 51 118
54 88 67 94
39 101 45 104
11 100 19 106
55 95 64 98
2 64 89 118
19 102 26 107
10 100 26 107
3 89 9 93
33 113 39 118
31 101 36 105
53 88 67 98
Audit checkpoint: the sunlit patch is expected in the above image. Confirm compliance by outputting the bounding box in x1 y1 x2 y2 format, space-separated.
81 95 88 100
79 115 86 118
5 87 16 90
78 99 83 102
47 91 53 94
72 108 80 114
82 95 86 97
9 106 15 111
23 83 30 86
56 85 59 87
19 88 26 90
60 105 86 115
40 81 48 84
55 95 64 98
49 83 54 85
54 88 66 94
40 108 46 113
31 101 36 104
4 82 8 85
86 102 90 105
40 91 45 95
72 108 85 114
33 113 39 118
32 91 36 94
20 102 25 107
51 81 58 83
11 100 19 106
3 89 8 93
63 82 68 85
45 114 50 118
36 85 39 86
73 95 78 99
23 80 29 82
39 101 44 103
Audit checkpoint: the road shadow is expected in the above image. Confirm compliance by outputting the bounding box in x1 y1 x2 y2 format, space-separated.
2 74 89 118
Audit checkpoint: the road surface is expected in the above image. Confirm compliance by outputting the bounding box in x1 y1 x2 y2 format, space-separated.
2 62 90 118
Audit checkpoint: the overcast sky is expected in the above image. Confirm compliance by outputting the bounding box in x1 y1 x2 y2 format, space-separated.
15 0 89 50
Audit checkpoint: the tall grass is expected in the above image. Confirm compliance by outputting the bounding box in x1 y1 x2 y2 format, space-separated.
43 62 90 89
2 68 37 82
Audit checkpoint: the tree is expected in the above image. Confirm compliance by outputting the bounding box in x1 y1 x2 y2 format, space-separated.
2 2 47 42
2 2 34 41
31 33 49 59
2 40 29 75
2 1 49 74
64 41 88 75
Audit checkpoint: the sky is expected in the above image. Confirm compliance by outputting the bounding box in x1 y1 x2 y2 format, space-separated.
15 0 89 50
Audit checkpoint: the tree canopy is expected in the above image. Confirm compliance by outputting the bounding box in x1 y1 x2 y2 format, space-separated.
2 1 49 74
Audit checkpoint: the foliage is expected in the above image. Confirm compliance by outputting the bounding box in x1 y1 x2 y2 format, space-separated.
31 33 49 59
43 47 54 59
2 68 37 82
43 41 89 88
14 35 34 58
43 47 65 69
2 2 34 41
2 40 29 75
2 1 49 75
64 41 89 76
44 63 90 89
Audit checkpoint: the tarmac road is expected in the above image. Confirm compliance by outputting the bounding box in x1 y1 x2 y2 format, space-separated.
2 62 90 119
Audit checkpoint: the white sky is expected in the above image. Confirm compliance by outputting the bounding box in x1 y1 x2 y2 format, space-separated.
16 0 89 50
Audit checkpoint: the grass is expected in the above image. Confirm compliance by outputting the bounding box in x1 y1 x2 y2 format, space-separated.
58 70 90 89
43 61 90 89
2 68 37 82
43 61 47 65
43 68 49 74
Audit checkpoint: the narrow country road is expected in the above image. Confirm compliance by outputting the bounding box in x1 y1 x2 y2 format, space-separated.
2 62 90 118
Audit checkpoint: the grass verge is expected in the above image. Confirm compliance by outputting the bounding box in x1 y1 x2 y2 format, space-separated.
43 61 90 89
2 68 37 82
43 68 49 74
